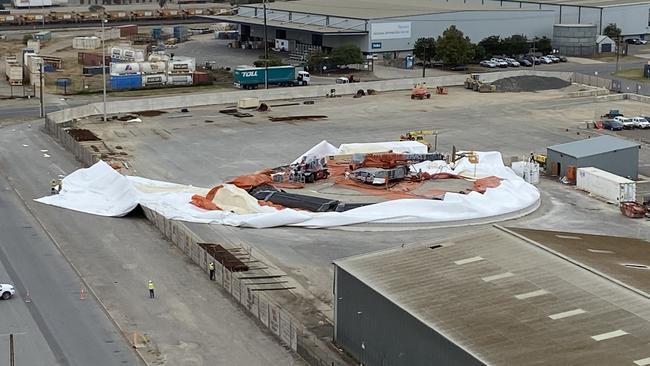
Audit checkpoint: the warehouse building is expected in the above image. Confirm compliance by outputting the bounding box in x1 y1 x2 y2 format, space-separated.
333 227 650 366
547 135 639 179
447 0 650 37
209 0 555 55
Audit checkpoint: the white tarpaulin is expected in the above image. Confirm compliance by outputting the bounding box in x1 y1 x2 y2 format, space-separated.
35 142 540 229
337 141 427 155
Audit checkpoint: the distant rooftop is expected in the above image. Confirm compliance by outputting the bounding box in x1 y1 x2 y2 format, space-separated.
547 135 639 158
242 0 549 20
334 227 650 365
516 0 650 8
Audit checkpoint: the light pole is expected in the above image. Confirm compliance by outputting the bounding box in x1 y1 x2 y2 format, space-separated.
101 16 108 122
39 62 44 118
263 0 268 89
422 47 426 78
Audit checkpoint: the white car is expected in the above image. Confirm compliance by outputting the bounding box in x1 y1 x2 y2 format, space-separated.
0 284 15 300
614 116 635 129
490 58 508 68
540 56 553 64
505 58 520 67
632 117 650 128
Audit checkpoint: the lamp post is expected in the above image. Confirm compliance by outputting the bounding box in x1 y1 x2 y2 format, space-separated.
39 62 44 118
263 0 268 89
101 16 107 122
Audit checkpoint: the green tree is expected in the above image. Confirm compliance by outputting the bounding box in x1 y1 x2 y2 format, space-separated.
331 44 363 66
502 34 528 56
253 55 285 67
472 44 487 62
413 37 436 62
478 35 502 58
307 50 329 70
436 26 474 67
534 36 553 54
603 23 621 40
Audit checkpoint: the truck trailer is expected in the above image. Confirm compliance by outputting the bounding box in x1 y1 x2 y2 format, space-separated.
233 65 309 89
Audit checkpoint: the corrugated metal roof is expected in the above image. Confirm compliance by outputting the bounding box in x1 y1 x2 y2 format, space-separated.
240 0 551 20
547 135 639 158
205 15 368 34
334 227 650 365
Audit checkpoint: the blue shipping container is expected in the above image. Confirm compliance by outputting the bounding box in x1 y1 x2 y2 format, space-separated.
152 28 162 39
110 74 142 90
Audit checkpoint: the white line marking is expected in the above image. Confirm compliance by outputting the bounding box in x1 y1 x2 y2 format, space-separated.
515 289 550 300
634 357 650 366
555 234 582 240
481 272 514 282
587 248 614 254
591 330 628 341
454 256 484 265
549 308 586 320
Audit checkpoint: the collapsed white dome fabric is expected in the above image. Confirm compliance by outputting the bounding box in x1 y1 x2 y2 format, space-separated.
35 143 540 229
337 141 428 155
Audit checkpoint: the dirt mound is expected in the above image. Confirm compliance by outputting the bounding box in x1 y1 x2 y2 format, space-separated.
492 76 570 92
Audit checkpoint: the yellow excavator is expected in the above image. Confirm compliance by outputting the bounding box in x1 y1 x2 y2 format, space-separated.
399 130 435 151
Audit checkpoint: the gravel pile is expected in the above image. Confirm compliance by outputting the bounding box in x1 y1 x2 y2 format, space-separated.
492 76 570 92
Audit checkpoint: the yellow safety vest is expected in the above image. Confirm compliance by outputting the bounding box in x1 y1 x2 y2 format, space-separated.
209 263 215 270
148 282 154 290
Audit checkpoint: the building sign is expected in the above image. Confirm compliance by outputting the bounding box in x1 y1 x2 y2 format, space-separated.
370 22 411 40
371 42 382 49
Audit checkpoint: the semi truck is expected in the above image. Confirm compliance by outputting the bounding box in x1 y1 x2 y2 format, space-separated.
233 65 310 89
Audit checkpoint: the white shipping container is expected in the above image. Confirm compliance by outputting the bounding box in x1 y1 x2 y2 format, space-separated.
23 51 37 67
29 71 41 87
148 52 170 62
13 0 52 7
110 47 144 62
511 161 526 178
139 61 166 74
167 57 195 74
5 64 23 83
110 62 140 75
25 55 42 73
27 40 41 53
73 36 101 50
576 167 636 204
167 74 192 85
142 73 167 87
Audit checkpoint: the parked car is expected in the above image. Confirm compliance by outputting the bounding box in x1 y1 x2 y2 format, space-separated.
540 56 553 64
517 58 532 67
632 117 650 128
626 38 647 45
480 60 497 68
0 284 15 300
558 55 568 62
504 58 520 67
547 55 560 63
603 119 624 131
490 58 508 68
450 64 468 71
526 56 542 65
614 116 635 129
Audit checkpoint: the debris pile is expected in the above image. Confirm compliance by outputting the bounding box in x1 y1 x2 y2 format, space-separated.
492 76 570 92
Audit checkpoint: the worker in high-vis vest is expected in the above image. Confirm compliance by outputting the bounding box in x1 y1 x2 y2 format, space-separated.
148 280 155 299
209 262 215 281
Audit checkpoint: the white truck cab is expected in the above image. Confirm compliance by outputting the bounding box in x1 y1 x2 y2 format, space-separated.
296 70 310 86
1 284 16 300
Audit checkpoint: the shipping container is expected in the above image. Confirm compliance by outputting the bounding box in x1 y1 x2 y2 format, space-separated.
576 167 636 204
152 28 162 39
82 65 109 75
167 74 192 85
173 25 189 42
168 56 196 74
0 15 17 25
13 0 53 8
110 46 144 62
78 52 111 67
142 73 167 87
5 63 23 85
192 71 210 85
233 65 309 88
26 40 40 53
148 52 170 62
110 74 142 90
110 62 141 75
33 30 51 41
72 36 101 50
139 61 166 74
117 24 138 38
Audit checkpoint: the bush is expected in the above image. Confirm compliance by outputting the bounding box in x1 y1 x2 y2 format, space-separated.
253 55 285 67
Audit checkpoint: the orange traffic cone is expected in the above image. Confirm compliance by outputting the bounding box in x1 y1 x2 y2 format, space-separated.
80 285 87 300
25 290 31 303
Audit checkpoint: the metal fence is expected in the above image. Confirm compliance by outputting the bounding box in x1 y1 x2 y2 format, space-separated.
573 72 650 97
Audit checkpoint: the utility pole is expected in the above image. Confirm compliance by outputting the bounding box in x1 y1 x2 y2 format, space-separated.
615 35 621 72
422 47 426 78
263 0 268 89
9 333 14 366
39 63 44 118
101 15 108 121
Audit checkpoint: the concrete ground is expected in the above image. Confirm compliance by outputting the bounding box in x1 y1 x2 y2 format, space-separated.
67 84 650 321
0 122 304 365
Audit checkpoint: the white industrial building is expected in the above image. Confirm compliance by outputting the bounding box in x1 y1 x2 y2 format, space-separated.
210 0 556 55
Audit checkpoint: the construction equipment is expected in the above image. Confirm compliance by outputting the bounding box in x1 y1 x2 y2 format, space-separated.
400 130 435 152
289 156 330 183
411 83 431 100
603 109 623 119
464 74 495 93
350 166 410 185
533 153 547 168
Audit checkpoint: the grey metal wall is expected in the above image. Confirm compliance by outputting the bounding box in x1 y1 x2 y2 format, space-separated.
553 24 597 57
546 147 639 178
334 267 485 366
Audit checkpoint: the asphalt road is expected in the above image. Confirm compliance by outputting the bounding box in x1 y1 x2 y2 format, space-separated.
0 168 141 365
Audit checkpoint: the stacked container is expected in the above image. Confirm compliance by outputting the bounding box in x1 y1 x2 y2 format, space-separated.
33 31 51 41
173 26 189 42
4 56 23 85
72 36 101 50
26 40 40 53
167 56 195 86
117 25 138 38
110 74 142 90
78 52 111 67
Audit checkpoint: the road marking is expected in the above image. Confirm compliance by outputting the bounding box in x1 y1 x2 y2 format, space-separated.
515 289 550 300
591 329 628 341
549 308 586 320
454 256 484 265
587 248 614 254
634 357 650 366
481 272 513 282
555 234 582 240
